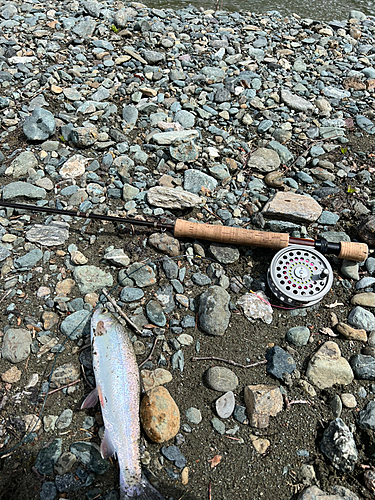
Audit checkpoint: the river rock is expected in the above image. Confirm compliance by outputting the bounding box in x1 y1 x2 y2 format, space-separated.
281 89 315 113
140 386 180 443
244 384 283 428
348 306 375 331
148 233 180 257
320 418 358 472
247 148 281 173
286 326 310 346
147 186 201 209
141 368 173 392
146 300 166 327
205 366 238 392
266 345 296 380
215 391 235 419
297 485 359 500
50 362 81 388
351 293 375 308
183 168 218 194
9 151 38 178
124 262 156 287
209 244 240 264
23 107 56 140
358 401 375 429
198 285 231 336
69 442 109 474
73 265 113 294
306 341 354 389
336 323 367 342
236 291 273 325
3 181 46 200
60 310 91 340
34 439 63 476
2 328 32 363
25 222 69 246
350 354 375 379
262 192 322 223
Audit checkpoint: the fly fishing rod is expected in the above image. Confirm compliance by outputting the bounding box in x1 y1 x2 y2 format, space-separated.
0 200 368 262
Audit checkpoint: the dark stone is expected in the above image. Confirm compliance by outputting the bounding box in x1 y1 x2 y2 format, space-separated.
358 400 375 429
160 445 187 468
266 346 296 380
320 418 358 473
350 354 375 380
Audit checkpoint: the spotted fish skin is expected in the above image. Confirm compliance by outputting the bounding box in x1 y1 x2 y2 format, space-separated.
89 308 164 500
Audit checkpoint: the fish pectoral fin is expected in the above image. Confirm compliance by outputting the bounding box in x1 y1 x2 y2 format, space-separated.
80 387 99 409
100 430 116 459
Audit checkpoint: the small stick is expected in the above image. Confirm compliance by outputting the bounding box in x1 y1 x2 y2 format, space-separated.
283 394 310 409
102 288 143 335
47 379 81 396
191 356 267 369
208 482 212 500
0 289 12 305
138 337 159 369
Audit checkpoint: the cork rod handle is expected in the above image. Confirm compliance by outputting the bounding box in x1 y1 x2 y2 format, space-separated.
338 241 369 262
174 219 290 250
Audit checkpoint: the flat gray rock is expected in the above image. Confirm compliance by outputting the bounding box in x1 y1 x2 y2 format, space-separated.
147 186 201 209
73 265 113 294
23 107 56 141
152 130 198 145
320 418 358 472
184 169 217 194
199 285 231 336
247 147 280 172
3 181 46 200
25 222 70 246
281 89 314 113
2 328 32 363
205 366 238 391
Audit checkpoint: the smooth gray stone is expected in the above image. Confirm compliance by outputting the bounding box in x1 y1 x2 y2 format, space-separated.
356 277 375 290
174 110 195 128
319 418 358 472
14 248 43 269
205 366 238 391
185 407 202 424
122 105 138 126
356 115 375 134
199 286 230 336
216 391 235 419
60 310 91 340
120 287 144 302
72 18 96 37
146 300 166 327
73 265 113 294
348 306 375 331
2 328 32 363
3 181 46 200
286 326 310 346
267 140 294 165
209 243 240 264
341 260 360 280
155 284 175 314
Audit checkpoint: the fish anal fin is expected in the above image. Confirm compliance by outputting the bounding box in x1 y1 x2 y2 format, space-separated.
80 387 98 409
101 430 116 459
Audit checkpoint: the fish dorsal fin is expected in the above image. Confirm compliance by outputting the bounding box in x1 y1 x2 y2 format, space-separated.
80 387 98 409
101 430 116 459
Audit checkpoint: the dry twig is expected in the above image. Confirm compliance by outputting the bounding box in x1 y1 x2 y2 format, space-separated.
102 288 143 335
47 379 81 396
138 337 159 369
191 356 267 369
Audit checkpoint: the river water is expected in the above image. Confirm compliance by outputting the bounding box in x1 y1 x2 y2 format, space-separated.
143 0 375 22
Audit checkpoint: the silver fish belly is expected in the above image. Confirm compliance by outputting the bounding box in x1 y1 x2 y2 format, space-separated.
86 309 164 500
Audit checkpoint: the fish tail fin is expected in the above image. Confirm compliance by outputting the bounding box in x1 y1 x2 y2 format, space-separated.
120 475 165 500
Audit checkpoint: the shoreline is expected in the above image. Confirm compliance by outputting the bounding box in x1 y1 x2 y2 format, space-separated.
0 2 375 500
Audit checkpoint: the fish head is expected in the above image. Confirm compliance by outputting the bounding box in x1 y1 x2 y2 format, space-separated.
91 307 117 340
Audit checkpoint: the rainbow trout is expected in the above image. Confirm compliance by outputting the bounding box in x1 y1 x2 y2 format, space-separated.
81 308 165 500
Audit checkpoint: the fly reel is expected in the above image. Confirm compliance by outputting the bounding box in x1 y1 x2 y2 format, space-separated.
267 245 333 307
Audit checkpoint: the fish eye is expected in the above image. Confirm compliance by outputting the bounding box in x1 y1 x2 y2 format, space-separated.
101 307 108 314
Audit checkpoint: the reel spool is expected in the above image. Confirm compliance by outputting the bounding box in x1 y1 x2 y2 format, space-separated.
267 245 333 307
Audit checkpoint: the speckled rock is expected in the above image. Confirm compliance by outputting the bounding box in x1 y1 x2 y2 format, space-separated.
306 342 354 389
198 286 231 336
140 386 180 443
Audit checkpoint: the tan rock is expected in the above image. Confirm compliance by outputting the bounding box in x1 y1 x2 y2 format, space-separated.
24 414 42 433
306 341 354 390
181 467 189 485
244 384 283 428
249 434 271 454
297 379 317 397
141 368 173 392
1 365 22 383
84 293 98 307
147 186 201 209
341 393 357 408
351 292 375 308
70 250 88 265
336 322 367 342
140 386 180 443
148 233 180 257
42 311 59 330
262 191 322 223
50 362 80 388
55 278 76 296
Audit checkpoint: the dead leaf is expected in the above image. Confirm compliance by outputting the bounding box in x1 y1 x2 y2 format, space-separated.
208 455 222 468
319 327 338 337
